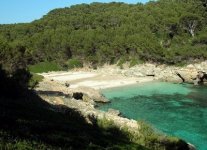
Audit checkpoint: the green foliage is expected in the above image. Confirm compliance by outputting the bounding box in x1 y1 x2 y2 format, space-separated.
179 13 202 37
0 65 32 98
97 117 188 150
192 31 207 45
135 121 187 150
66 58 83 69
1 0 207 68
130 57 144 67
0 134 48 150
29 61 61 73
117 57 128 68
29 73 44 89
97 117 116 129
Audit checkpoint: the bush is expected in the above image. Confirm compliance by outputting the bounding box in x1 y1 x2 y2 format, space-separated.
137 121 188 150
29 61 61 73
117 57 128 68
66 58 83 69
0 131 48 150
192 34 207 45
29 73 44 89
129 57 144 67
97 117 116 129
0 66 32 98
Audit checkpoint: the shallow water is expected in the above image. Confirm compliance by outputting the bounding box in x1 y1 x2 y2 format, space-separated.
99 82 207 150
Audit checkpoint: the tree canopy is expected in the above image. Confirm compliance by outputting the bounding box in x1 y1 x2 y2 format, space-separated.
1 0 207 70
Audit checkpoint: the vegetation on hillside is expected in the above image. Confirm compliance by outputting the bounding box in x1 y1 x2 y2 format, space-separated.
1 0 207 72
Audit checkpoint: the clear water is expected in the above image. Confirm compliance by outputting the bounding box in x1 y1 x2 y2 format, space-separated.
98 82 207 150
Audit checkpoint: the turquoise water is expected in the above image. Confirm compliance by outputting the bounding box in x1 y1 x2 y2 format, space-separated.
99 82 207 150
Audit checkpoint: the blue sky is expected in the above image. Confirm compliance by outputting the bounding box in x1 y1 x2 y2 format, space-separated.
0 0 149 24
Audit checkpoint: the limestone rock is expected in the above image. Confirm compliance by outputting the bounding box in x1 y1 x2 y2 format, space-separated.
107 108 121 116
72 87 109 103
186 64 195 69
82 94 95 105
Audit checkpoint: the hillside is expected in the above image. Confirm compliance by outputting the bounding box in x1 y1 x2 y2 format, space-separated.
0 0 207 72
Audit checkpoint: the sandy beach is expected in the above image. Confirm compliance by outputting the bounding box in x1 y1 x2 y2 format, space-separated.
40 70 154 90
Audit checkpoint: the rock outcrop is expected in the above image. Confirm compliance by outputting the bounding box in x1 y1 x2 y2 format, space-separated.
107 108 121 116
114 61 207 85
193 71 207 85
71 86 109 103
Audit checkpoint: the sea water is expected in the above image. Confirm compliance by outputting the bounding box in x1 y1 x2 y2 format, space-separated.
99 82 207 150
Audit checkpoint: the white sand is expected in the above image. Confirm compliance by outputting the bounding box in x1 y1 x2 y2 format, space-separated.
40 71 97 81
40 71 154 90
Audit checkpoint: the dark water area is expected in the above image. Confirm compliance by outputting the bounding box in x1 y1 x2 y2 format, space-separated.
98 82 207 150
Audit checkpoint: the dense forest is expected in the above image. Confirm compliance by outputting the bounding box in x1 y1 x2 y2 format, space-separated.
1 0 207 72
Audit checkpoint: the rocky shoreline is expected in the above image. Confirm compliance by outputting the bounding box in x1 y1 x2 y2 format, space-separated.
97 61 207 85
36 80 195 150
35 62 207 150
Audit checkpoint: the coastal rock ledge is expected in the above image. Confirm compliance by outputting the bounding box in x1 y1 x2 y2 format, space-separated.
115 61 207 85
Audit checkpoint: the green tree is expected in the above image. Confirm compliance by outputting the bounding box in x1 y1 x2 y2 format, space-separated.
179 13 201 37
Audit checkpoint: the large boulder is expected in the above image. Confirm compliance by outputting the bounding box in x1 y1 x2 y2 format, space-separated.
71 86 109 103
72 92 95 105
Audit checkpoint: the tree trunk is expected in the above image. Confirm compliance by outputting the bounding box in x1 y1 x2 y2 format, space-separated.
189 29 195 37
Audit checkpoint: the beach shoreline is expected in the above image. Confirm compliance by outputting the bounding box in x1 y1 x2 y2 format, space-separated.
39 71 155 90
39 69 155 90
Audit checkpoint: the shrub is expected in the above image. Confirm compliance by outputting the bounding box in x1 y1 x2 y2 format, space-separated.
137 121 187 150
29 61 61 73
97 117 116 129
66 58 83 69
117 57 128 68
192 34 207 45
29 73 44 89
129 57 144 67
